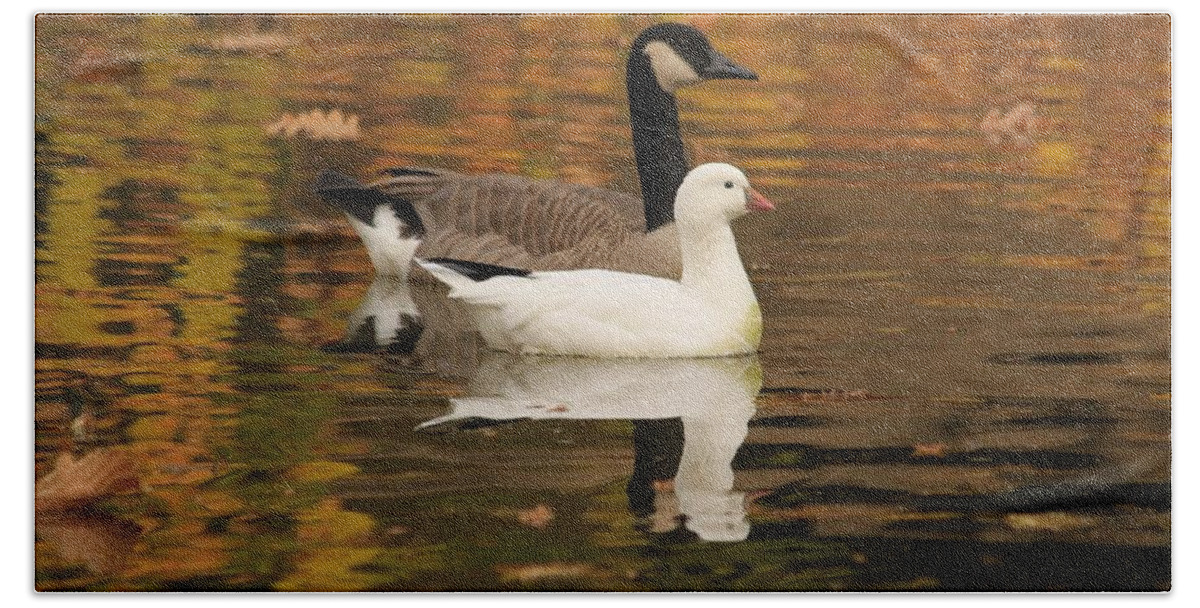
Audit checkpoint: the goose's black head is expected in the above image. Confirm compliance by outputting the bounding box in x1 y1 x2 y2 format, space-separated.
629 23 758 94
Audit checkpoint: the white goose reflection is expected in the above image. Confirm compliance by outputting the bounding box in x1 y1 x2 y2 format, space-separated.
419 353 762 542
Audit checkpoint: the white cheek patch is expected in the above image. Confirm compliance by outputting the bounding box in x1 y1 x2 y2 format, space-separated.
643 41 702 93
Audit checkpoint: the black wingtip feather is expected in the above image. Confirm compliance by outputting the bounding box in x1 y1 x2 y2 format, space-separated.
425 257 532 282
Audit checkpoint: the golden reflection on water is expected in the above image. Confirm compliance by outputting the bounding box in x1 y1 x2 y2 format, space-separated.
35 14 1168 591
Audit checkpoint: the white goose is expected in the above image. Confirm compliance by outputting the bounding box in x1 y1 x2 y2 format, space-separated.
415 163 774 358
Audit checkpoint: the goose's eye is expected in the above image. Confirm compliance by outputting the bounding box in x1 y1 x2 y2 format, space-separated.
724 181 734 189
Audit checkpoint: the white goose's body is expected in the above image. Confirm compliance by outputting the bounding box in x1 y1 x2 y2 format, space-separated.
417 163 773 358
428 268 759 358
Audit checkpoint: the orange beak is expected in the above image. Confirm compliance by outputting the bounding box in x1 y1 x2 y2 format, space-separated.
746 188 775 212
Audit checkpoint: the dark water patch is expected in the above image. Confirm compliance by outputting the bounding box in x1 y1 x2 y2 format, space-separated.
1142 347 1171 362
34 129 59 244
234 360 288 375
416 416 531 434
945 448 1101 470
987 352 1124 366
750 415 828 429
1004 413 1119 428
232 381 299 393
161 578 274 592
734 444 827 469
174 77 215 89
885 515 987 535
839 536 1168 591
337 417 429 439
980 396 1118 427
339 455 440 477
1117 377 1171 392
914 481 1170 513
159 303 185 338
230 242 289 344
98 321 137 336
98 180 182 222
94 257 183 287
1051 325 1125 339
289 271 363 286
757 479 1167 515
35 342 137 360
744 520 819 543
636 527 852 591
387 316 426 355
757 483 911 508
733 444 1100 471
981 396 1105 410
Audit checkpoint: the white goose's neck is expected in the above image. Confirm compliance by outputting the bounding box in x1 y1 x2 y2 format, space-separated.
678 219 756 310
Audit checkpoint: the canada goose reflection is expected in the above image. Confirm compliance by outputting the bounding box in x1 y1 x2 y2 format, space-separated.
324 275 485 377
323 276 423 354
418 353 762 542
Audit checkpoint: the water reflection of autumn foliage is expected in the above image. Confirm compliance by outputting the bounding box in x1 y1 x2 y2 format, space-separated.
35 14 1168 591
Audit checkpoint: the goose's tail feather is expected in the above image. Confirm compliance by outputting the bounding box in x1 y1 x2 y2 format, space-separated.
314 169 426 236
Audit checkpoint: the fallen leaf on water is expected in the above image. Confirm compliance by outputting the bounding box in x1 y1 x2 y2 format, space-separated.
516 504 555 528
1005 511 1095 532
71 48 142 82
912 443 948 458
266 109 361 141
36 514 141 575
36 448 139 513
496 562 603 584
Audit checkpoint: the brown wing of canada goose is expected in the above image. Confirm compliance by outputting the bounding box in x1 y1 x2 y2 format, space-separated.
368 166 682 281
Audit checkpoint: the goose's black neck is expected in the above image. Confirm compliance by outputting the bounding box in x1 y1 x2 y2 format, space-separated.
627 49 689 233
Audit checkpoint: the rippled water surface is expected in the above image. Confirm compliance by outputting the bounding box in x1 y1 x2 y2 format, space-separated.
35 14 1170 591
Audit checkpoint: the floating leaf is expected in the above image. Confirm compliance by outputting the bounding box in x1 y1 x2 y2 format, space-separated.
265 109 361 141
36 449 139 513
515 504 555 529
1005 512 1096 532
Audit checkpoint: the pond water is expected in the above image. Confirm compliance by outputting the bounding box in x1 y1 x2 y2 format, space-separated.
34 14 1170 591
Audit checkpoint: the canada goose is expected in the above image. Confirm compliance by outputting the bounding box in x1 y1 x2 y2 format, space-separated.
416 163 775 358
417 352 761 542
316 23 757 281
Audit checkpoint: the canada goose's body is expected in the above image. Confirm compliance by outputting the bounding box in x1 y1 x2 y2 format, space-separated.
318 168 683 278
316 23 755 281
417 163 774 358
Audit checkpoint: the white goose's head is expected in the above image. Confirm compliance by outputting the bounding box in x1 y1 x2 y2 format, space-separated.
675 163 775 225
632 23 758 94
